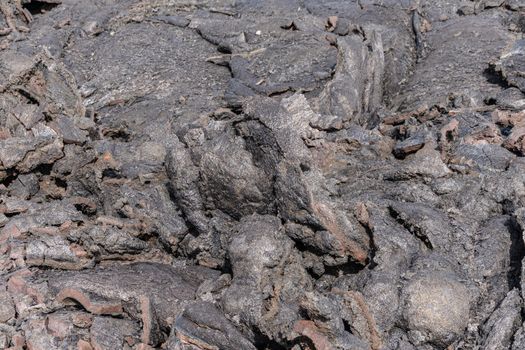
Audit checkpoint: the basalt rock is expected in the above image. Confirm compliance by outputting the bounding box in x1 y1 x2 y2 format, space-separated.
1 1 525 349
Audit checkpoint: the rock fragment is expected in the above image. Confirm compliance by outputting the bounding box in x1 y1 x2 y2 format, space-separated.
0 288 15 322
168 301 256 350
90 316 139 350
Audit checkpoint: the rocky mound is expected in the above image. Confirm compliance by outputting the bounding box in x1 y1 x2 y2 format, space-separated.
1 0 525 349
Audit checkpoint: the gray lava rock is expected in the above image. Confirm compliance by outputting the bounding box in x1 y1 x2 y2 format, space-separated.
403 271 471 347
1 1 525 349
482 289 523 350
168 301 256 350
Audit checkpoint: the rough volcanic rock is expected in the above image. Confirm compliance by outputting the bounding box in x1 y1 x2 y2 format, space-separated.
1 0 525 349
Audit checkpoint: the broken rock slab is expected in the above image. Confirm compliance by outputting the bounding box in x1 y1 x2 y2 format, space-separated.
44 262 220 329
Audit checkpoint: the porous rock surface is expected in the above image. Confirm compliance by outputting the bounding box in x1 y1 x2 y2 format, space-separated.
1 0 525 349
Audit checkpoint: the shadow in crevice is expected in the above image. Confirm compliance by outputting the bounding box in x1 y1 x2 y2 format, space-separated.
253 327 287 350
506 216 524 291
23 1 60 16
483 66 510 89
290 335 316 350
324 260 367 277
